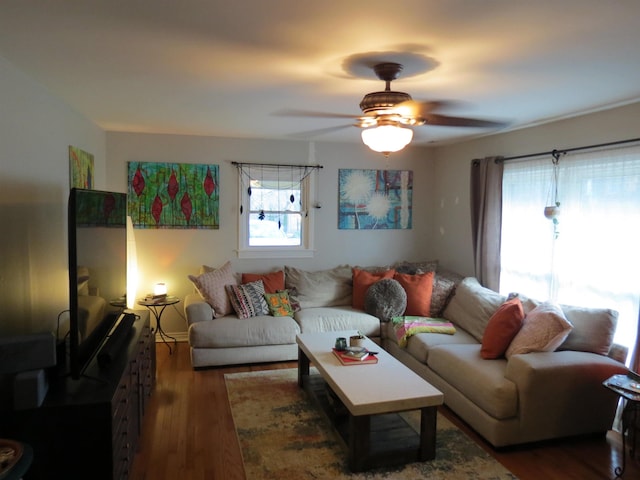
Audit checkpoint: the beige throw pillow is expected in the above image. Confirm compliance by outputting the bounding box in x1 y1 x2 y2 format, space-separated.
505 302 573 359
188 261 237 317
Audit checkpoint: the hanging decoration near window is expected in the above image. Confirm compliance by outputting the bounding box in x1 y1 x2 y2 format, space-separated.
543 150 563 238
233 162 323 227
338 169 413 230
127 161 219 229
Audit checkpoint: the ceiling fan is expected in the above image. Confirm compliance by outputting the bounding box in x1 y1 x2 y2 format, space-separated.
279 62 507 155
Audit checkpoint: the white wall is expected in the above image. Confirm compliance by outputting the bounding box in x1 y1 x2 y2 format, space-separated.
106 132 436 335
431 101 640 276
0 56 106 336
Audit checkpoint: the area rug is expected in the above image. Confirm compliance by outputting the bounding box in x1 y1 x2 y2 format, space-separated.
225 368 517 480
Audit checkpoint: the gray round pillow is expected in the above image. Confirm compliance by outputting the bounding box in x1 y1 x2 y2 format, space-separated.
364 278 407 322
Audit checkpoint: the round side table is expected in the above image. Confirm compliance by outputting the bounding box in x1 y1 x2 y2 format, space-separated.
138 296 180 354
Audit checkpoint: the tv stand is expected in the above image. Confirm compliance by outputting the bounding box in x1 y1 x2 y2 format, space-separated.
0 311 155 480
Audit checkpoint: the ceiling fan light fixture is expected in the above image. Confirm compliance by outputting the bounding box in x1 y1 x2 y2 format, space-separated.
361 124 413 155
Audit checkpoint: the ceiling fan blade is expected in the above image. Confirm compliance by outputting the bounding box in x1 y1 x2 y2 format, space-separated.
273 109 360 120
288 124 353 139
392 99 459 117
422 113 507 128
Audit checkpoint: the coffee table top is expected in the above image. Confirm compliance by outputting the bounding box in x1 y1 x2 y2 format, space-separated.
297 331 443 416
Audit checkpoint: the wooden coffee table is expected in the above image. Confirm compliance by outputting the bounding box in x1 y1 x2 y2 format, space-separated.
296 331 444 472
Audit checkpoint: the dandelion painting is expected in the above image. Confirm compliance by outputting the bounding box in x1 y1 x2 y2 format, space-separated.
338 169 413 229
127 161 219 229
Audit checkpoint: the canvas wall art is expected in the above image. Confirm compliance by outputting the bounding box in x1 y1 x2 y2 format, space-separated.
338 169 413 230
127 161 219 229
69 146 94 189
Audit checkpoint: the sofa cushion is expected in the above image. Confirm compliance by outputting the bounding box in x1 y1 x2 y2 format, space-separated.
241 270 285 294
394 271 434 317
294 306 380 338
188 261 237 318
364 278 407 322
442 277 506 342
428 344 518 420
508 293 619 356
558 305 618 356
505 302 573 359
393 259 438 275
384 322 477 363
481 297 525 359
284 265 352 308
225 280 269 319
352 268 395 310
188 314 300 348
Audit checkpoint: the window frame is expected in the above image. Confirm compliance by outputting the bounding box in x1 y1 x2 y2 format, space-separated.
237 172 315 259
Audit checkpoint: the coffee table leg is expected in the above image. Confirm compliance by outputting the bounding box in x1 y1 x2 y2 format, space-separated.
349 414 370 472
297 347 310 388
420 406 437 460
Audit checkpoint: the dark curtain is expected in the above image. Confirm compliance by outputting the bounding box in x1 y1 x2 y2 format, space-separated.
470 156 504 291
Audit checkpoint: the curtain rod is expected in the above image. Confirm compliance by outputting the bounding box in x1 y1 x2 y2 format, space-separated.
231 161 323 169
498 136 640 163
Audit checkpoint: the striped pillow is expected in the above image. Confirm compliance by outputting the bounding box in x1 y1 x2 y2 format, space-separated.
225 280 269 319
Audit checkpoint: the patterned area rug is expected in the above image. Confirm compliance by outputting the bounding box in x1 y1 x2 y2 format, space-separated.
225 368 517 480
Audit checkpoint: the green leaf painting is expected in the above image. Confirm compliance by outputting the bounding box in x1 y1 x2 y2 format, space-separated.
127 162 219 229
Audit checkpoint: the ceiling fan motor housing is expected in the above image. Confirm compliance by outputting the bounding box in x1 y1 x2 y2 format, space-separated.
359 90 412 114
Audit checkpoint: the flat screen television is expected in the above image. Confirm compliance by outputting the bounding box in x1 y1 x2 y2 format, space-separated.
67 188 128 379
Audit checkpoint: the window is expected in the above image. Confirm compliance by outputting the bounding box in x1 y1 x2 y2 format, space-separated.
235 163 319 258
500 145 640 362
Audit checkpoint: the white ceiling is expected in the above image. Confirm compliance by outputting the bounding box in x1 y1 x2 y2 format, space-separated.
2 0 640 146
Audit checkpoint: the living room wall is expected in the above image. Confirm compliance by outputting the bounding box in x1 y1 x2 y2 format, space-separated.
106 132 436 337
0 56 106 337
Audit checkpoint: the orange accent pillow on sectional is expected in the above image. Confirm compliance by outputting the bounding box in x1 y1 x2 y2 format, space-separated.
352 268 395 310
480 297 525 359
241 270 285 294
393 271 435 317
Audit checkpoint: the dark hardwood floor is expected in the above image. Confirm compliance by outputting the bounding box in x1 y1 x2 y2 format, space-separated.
130 343 639 479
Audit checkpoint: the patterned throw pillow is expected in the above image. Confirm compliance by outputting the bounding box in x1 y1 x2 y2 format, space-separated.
188 261 237 317
225 280 269 319
264 291 295 317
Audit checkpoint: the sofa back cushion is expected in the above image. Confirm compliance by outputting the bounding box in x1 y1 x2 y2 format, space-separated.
558 305 618 356
284 265 352 308
443 277 506 342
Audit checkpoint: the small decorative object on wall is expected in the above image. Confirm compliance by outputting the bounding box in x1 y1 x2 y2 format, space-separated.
127 161 219 229
338 168 413 229
69 146 94 189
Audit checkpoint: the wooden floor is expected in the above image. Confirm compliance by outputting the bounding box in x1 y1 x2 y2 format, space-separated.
130 343 640 479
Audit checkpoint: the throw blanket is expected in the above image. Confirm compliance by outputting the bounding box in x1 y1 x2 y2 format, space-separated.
392 316 456 347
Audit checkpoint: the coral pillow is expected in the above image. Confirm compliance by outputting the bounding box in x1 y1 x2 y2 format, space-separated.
505 302 573 359
241 270 285 294
481 297 525 359
188 261 237 317
352 268 395 310
393 271 435 317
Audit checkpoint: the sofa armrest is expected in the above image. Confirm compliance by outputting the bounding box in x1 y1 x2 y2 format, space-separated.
184 293 214 327
505 351 628 435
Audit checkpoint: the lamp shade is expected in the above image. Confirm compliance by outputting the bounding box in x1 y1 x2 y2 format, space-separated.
361 125 413 154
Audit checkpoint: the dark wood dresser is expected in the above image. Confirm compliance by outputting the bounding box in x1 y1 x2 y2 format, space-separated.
1 311 155 479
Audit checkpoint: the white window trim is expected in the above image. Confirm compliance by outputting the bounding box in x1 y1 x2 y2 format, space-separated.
236 173 316 259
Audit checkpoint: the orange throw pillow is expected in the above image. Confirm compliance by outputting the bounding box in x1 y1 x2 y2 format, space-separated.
393 271 435 317
241 270 285 294
352 268 395 310
481 297 525 359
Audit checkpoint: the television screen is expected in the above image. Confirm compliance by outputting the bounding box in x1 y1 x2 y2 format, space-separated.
67 188 127 379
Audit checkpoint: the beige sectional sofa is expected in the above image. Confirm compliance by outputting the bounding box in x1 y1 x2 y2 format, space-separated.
383 277 628 447
185 261 628 447
185 264 381 368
